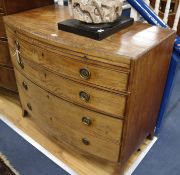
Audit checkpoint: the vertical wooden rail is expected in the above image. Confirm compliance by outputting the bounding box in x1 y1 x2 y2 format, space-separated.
173 1 180 31
56 0 64 5
163 0 172 23
130 7 141 21
144 0 150 5
154 0 161 14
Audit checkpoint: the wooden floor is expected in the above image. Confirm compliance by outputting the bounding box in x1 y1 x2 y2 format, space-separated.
0 88 157 175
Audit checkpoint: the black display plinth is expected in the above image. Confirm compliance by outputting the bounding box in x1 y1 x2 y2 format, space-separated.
58 16 134 40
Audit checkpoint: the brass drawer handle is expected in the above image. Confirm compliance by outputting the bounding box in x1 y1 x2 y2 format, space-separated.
16 51 24 69
79 68 91 80
27 103 32 111
0 12 5 15
79 91 90 102
14 40 24 69
82 117 92 126
22 81 28 90
82 138 90 145
15 40 20 50
0 37 7 42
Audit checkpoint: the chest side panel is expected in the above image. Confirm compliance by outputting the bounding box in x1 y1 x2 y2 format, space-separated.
120 33 176 163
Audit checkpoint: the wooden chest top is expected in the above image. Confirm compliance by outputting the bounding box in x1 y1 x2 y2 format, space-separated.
3 5 175 67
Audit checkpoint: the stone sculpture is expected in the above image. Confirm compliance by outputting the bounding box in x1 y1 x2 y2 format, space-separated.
71 0 123 23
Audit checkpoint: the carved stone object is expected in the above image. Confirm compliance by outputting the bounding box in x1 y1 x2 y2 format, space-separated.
71 0 123 23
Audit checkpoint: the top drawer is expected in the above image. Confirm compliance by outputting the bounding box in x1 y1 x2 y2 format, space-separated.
7 31 130 93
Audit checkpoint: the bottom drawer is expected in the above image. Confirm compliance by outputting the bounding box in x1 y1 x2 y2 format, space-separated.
15 68 123 162
0 66 17 91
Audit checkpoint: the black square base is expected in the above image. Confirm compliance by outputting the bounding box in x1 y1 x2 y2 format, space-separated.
58 16 134 40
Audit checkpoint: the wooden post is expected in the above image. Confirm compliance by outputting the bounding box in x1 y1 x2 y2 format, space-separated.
173 1 180 30
154 0 161 14
56 0 64 5
144 0 150 5
163 0 172 23
130 7 140 21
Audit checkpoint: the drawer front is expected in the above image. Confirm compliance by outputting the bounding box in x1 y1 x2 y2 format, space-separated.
0 12 6 37
3 0 54 14
0 37 11 66
8 33 129 92
0 0 4 12
10 49 126 117
15 69 123 162
0 1 4 12
0 66 17 91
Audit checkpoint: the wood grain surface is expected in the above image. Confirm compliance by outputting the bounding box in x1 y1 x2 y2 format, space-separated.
120 33 176 165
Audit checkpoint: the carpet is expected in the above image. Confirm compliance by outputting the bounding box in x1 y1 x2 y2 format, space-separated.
0 152 20 175
0 119 69 175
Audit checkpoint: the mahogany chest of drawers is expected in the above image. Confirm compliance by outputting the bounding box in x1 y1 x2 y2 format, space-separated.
0 0 54 91
4 5 176 175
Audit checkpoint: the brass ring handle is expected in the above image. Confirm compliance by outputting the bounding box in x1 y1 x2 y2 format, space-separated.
82 138 90 145
82 117 92 126
0 37 7 42
79 91 90 102
22 81 28 90
27 103 32 111
79 68 91 80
